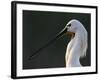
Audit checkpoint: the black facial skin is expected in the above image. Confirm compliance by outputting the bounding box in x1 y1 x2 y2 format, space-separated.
67 24 71 27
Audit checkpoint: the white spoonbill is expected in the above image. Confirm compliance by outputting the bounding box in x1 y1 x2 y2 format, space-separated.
65 19 88 67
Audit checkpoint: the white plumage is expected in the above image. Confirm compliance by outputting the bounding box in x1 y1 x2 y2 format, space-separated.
65 19 88 67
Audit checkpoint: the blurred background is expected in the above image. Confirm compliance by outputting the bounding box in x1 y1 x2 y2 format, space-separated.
23 10 91 69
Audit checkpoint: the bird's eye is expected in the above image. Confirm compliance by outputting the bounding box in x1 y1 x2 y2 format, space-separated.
67 24 71 27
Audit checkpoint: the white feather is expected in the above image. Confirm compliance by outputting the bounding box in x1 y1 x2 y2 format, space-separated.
65 19 88 67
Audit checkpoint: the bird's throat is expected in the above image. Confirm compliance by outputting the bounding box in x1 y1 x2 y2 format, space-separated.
66 32 75 39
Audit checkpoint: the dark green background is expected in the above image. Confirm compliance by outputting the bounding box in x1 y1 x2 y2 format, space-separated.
23 10 91 69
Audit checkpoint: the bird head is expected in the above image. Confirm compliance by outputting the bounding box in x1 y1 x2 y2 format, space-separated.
67 19 79 32
66 19 85 34
56 19 83 38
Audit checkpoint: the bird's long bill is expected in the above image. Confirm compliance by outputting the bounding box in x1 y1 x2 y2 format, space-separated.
29 26 68 60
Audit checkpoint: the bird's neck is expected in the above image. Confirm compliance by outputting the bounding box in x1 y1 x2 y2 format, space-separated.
65 32 82 67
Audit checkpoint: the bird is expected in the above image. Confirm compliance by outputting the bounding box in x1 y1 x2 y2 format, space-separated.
65 19 88 67
29 19 88 68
